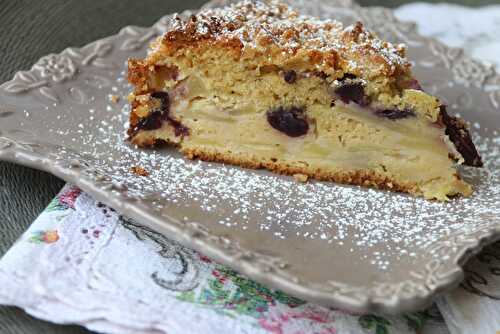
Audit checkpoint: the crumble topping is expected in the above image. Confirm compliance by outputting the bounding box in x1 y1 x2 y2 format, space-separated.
130 166 150 176
160 0 410 79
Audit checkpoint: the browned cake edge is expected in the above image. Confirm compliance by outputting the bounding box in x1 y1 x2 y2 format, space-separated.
132 133 467 197
182 146 418 193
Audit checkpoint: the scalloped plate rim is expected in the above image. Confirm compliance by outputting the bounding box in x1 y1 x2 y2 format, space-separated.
5 148 500 314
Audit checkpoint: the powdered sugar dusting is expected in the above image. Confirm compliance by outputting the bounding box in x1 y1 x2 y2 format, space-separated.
59 69 500 272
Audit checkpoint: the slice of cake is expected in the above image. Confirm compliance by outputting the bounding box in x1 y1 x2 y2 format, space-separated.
126 0 482 200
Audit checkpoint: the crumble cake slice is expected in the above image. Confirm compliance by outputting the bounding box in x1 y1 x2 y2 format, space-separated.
126 0 482 200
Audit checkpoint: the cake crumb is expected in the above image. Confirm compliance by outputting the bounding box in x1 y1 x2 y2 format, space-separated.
110 95 120 103
293 173 309 183
130 166 150 176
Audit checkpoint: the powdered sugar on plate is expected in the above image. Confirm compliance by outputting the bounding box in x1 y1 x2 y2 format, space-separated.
59 68 500 272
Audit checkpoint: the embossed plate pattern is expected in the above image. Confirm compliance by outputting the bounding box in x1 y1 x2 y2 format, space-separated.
1 0 500 314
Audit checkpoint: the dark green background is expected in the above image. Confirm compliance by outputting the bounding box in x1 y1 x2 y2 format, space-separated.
0 0 497 333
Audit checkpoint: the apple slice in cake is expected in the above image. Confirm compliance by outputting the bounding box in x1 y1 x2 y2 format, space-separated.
126 0 482 200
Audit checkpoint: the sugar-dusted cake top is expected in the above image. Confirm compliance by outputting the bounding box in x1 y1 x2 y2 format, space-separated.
158 0 411 80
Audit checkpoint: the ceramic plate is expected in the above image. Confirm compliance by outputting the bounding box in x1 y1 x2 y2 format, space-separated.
1 0 500 314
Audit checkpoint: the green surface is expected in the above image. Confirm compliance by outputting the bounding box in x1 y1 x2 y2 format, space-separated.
0 0 494 333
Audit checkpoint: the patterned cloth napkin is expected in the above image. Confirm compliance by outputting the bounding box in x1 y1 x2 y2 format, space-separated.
0 3 499 334
0 185 450 334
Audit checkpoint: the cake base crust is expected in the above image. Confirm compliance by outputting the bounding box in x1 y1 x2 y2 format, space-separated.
182 146 416 194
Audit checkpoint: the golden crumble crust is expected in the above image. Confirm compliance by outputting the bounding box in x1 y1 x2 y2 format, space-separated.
138 1 410 92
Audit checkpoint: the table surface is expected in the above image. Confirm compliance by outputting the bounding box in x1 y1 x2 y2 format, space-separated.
0 0 496 333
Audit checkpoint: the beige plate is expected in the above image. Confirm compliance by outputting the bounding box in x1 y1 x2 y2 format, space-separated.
1 0 500 314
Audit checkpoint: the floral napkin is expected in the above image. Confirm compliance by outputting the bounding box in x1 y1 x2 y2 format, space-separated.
1 3 500 334
0 185 446 334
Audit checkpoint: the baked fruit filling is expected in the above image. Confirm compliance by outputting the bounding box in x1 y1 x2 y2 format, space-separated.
127 0 482 200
